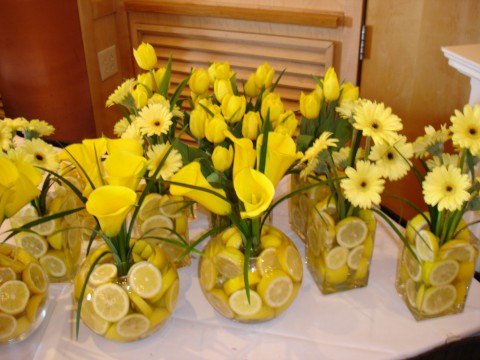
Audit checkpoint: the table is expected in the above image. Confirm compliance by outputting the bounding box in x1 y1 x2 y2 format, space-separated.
2 179 480 360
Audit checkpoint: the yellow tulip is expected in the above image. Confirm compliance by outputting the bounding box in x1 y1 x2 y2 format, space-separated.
106 138 144 157
4 172 41 221
275 111 297 137
214 79 233 104
261 92 284 126
154 67 168 89
244 73 259 98
189 68 210 96
137 72 154 92
234 167 274 219
86 185 137 237
133 42 157 71
189 107 208 139
132 85 149 109
225 131 256 178
221 94 246 123
340 82 359 104
205 114 228 144
212 145 234 172
208 61 232 81
299 90 321 120
257 132 303 188
242 111 262 140
323 67 340 101
254 63 275 90
104 152 146 190
169 162 231 215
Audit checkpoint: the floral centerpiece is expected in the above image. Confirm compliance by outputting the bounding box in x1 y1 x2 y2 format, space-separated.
0 118 52 343
291 68 414 293
167 61 308 322
105 42 195 267
395 104 480 320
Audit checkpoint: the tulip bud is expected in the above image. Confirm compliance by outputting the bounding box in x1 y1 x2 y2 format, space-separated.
133 42 157 71
314 84 324 103
323 67 340 101
244 73 259 98
242 111 262 140
214 79 233 103
275 111 297 137
132 86 148 109
137 72 154 92
205 114 228 143
340 82 359 104
254 63 275 89
189 107 208 139
299 90 321 120
208 61 232 81
261 92 284 126
221 94 246 123
189 68 210 96
212 145 234 172
154 67 168 89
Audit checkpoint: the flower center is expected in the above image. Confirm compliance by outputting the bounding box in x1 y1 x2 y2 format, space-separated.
387 152 394 160
371 121 379 130
360 181 367 188
446 185 453 193
154 120 161 127
469 127 477 136
35 153 44 161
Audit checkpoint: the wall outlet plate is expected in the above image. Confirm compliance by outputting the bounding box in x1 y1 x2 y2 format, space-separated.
97 45 118 81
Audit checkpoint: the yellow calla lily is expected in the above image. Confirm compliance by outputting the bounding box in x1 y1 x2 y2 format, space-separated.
224 131 256 178
169 162 231 215
257 132 303 188
104 152 146 190
106 137 144 157
86 185 137 237
234 168 274 219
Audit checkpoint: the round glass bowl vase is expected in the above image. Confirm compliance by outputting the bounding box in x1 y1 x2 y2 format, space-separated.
73 240 179 341
306 208 376 294
396 221 479 320
198 224 303 323
0 244 49 345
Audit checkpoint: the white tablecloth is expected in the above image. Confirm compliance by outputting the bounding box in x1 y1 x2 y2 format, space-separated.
1 180 480 360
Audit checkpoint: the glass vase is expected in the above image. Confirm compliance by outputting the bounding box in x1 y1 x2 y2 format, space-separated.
198 224 303 323
73 240 179 341
396 224 479 320
0 244 49 345
288 172 330 242
306 207 376 294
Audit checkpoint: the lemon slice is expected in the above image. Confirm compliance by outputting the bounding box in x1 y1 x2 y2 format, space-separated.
439 240 475 263
347 245 364 270
80 296 110 335
311 211 336 249
206 288 234 319
326 264 349 284
0 280 30 315
116 313 150 339
225 231 243 249
256 248 281 277
257 269 293 308
165 278 180 313
358 209 376 234
140 214 174 239
128 291 153 317
159 195 186 218
277 245 303 282
200 258 218 291
325 246 349 270
17 233 48 258
223 271 261 296
422 284 457 315
405 212 430 243
213 248 244 279
402 248 421 281
353 258 369 280
127 262 163 299
39 252 67 278
46 232 64 251
0 267 16 286
32 218 57 236
228 289 263 316
405 278 417 307
92 283 130 322
457 261 475 282
260 234 283 249
0 313 17 342
290 206 306 234
22 262 48 294
138 193 164 221
422 259 459 286
149 308 171 329
415 230 439 262
336 217 368 249
89 263 118 286
306 226 321 257
314 196 337 219
25 293 46 322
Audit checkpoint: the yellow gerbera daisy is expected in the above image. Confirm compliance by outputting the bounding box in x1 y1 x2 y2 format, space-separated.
450 104 480 155
301 132 338 163
300 156 320 180
353 100 402 144
0 122 13 151
136 103 173 137
340 160 385 209
3 117 29 131
146 143 183 180
121 121 143 143
21 138 59 172
105 78 137 107
422 165 471 211
369 135 413 181
113 117 131 137
426 153 459 171
413 124 450 158
24 119 55 137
